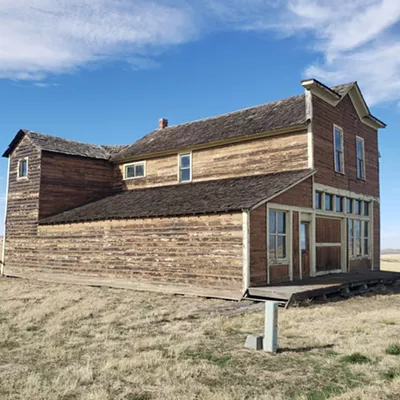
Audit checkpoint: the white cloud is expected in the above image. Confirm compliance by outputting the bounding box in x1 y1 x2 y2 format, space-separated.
1 1 400 106
0 0 196 81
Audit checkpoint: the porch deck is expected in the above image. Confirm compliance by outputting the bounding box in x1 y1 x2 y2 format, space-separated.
246 270 400 307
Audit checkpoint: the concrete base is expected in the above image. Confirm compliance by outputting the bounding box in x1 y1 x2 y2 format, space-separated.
245 335 263 350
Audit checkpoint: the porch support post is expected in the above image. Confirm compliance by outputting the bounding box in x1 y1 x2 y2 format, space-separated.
242 210 251 295
1 157 10 275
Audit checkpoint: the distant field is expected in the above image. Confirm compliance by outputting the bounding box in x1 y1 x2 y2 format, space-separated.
1 277 400 400
381 253 400 272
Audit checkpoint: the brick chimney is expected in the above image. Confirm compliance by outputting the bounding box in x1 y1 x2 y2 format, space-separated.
159 118 168 129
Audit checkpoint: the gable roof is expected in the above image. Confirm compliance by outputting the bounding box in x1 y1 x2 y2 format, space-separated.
2 129 128 160
111 95 308 162
301 79 386 129
40 169 315 225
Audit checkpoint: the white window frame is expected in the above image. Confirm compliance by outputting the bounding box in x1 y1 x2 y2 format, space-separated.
333 125 345 174
17 157 29 180
356 136 366 180
268 209 289 264
348 219 370 260
123 161 146 180
178 152 192 183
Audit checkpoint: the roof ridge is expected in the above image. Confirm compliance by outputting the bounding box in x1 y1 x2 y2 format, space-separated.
26 130 106 149
153 94 305 132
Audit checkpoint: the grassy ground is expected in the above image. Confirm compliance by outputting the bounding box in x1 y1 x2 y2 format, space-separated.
1 277 399 400
381 253 400 273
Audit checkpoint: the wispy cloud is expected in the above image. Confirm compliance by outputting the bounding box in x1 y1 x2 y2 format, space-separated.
0 0 196 81
1 1 400 106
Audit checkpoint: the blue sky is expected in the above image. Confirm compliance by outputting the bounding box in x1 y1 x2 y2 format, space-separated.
0 0 399 248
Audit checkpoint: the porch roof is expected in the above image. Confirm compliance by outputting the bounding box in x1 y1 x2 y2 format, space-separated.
39 169 315 225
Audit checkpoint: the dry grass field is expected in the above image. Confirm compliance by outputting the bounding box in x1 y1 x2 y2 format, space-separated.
381 253 400 273
1 277 400 400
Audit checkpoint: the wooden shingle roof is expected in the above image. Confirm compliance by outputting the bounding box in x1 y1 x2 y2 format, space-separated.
112 95 307 161
2 130 127 160
39 169 315 225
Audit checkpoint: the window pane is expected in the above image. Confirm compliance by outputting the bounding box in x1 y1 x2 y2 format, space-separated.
355 220 362 256
336 196 343 212
269 235 276 259
364 221 369 238
335 151 343 172
357 160 364 179
325 194 333 211
269 210 276 234
277 235 286 258
348 220 354 257
126 166 135 178
364 202 370 216
19 160 27 177
354 200 361 215
356 139 363 159
135 164 144 177
277 212 286 234
180 155 190 168
334 128 342 151
315 192 321 209
364 239 369 255
181 168 191 182
346 198 353 213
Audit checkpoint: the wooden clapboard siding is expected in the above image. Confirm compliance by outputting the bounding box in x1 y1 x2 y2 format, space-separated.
316 217 341 243
40 152 114 218
193 131 308 182
114 154 177 190
4 136 41 240
4 214 244 296
114 131 309 190
349 259 371 272
250 205 267 286
313 95 380 197
269 265 290 284
270 177 313 208
316 247 341 273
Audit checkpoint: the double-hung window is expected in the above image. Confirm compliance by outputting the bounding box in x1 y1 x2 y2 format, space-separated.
269 210 287 261
179 153 191 182
124 162 146 180
334 126 344 173
17 158 28 179
356 137 366 180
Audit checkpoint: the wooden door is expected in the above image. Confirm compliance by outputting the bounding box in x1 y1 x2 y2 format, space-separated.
300 223 310 278
315 217 342 275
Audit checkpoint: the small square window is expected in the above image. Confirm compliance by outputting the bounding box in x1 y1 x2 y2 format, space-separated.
336 196 343 212
124 162 146 179
325 194 333 211
18 158 28 178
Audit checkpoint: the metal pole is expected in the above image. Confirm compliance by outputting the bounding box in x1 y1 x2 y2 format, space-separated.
264 301 279 353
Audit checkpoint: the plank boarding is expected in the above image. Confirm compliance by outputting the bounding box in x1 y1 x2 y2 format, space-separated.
247 271 400 306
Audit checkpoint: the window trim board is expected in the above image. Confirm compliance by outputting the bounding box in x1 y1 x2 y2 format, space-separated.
123 161 147 180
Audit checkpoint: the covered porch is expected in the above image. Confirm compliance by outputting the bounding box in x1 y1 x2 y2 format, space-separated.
246 270 400 307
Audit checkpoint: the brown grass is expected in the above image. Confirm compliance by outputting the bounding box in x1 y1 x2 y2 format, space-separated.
1 277 400 400
381 254 400 273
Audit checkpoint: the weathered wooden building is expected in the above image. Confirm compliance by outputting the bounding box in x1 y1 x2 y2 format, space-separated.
1 79 389 300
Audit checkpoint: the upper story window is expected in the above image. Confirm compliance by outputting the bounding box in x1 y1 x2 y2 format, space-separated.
179 153 191 183
315 191 322 209
333 125 344 174
268 210 287 261
17 158 28 179
356 137 366 180
336 196 343 212
124 161 146 180
325 194 333 211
